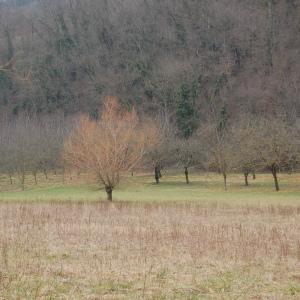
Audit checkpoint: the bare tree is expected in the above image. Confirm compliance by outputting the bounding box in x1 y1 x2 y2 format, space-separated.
199 120 233 190
253 118 299 191
64 96 157 201
6 115 34 190
174 137 202 184
0 116 15 185
0 113 68 189
230 118 259 186
145 112 174 184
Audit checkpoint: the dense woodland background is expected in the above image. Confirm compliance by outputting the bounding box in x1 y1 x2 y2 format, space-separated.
0 0 300 192
1 0 300 121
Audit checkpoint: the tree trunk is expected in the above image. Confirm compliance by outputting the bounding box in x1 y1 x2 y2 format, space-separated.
158 166 162 178
271 165 280 191
9 174 13 185
19 171 25 191
223 172 227 191
21 174 25 190
43 169 48 180
252 173 256 180
184 167 189 184
154 166 160 184
33 171 37 185
266 0 274 71
62 167 65 184
105 186 113 201
244 172 249 186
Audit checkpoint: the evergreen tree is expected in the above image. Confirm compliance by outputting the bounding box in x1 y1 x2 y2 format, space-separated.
176 82 198 139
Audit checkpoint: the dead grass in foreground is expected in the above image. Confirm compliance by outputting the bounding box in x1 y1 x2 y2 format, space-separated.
0 202 300 299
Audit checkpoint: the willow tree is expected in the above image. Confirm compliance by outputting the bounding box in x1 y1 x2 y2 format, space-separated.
63 97 157 201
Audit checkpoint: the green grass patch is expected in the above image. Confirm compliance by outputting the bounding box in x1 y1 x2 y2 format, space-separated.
0 172 299 205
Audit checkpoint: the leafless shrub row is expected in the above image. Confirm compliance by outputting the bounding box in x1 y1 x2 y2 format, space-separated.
0 97 300 199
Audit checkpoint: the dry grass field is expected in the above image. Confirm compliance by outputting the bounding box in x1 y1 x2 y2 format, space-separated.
0 172 300 299
0 202 300 299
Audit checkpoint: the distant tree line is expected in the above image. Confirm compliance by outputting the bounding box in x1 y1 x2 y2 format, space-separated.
0 113 69 189
148 106 300 193
0 97 299 199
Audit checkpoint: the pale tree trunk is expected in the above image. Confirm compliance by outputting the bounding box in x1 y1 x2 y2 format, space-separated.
9 174 13 185
18 171 25 191
43 169 48 180
33 171 38 185
62 167 65 184
21 173 25 190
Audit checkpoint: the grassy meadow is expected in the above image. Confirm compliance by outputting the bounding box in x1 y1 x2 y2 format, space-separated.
0 171 300 299
0 170 300 205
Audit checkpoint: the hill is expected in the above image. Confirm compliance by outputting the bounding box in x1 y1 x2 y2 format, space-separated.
0 0 299 126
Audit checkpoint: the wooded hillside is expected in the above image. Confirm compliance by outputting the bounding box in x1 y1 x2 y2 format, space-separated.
0 0 299 129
